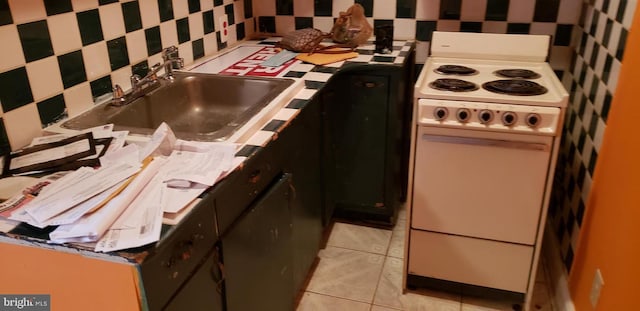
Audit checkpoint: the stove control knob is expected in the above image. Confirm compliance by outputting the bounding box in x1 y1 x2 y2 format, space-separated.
456 108 471 123
502 112 517 126
478 109 493 124
526 113 541 128
433 107 448 121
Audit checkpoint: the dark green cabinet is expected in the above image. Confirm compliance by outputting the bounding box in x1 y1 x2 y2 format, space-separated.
222 174 294 311
322 60 414 225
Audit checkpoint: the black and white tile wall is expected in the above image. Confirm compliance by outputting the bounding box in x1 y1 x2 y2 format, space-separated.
550 0 635 273
0 0 253 151
253 0 582 67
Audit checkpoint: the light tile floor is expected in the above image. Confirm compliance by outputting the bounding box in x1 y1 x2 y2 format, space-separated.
297 206 554 311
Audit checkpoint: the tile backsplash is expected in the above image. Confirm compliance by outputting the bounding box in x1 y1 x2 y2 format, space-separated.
0 0 254 151
253 0 582 67
550 0 636 273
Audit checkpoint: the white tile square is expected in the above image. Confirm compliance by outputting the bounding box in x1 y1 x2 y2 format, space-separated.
253 0 275 16
460 0 487 21
201 0 213 11
594 12 608 43
507 0 535 23
110 65 133 91
593 118 606 151
437 20 461 32
160 20 179 49
275 16 295 34
482 21 507 34
529 22 557 37
63 82 94 117
415 41 430 63
606 20 622 56
189 13 205 40
333 0 355 16
178 41 194 68
125 30 148 65
557 0 583 24
303 71 332 82
607 57 621 93
370 306 399 311
3 103 43 150
373 257 461 310
373 0 396 19
306 246 385 303
416 0 440 20
244 17 256 38
140 0 161 28
273 108 299 121
100 3 126 41
47 13 83 55
394 19 416 40
71 0 99 12
326 222 392 254
294 0 314 16
226 24 238 45
622 0 637 29
82 42 110 80
245 130 276 146
461 295 520 311
172 0 190 19
8 0 46 24
0 25 25 72
234 1 246 26
313 17 335 33
25 57 63 102
387 224 405 259
203 33 219 55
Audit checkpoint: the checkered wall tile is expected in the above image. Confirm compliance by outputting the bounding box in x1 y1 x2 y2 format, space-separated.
253 0 582 67
549 0 635 273
0 0 254 150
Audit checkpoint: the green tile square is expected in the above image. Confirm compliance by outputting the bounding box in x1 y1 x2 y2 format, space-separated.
203 10 214 34
44 0 73 16
36 94 67 126
122 1 142 33
17 20 54 62
145 26 162 56
90 75 112 100
188 0 201 13
177 17 190 44
107 36 130 70
58 50 87 89
159 0 174 22
0 67 33 112
77 9 104 46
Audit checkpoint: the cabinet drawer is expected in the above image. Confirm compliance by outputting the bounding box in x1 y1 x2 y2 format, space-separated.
140 197 217 310
408 230 532 293
213 144 282 236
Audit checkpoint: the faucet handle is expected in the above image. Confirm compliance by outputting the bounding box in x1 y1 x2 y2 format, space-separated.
111 84 125 105
130 74 141 90
162 46 179 61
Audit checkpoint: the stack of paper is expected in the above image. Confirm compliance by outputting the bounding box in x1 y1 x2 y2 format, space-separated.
0 123 238 252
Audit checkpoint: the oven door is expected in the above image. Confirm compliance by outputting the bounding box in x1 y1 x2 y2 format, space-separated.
411 126 552 245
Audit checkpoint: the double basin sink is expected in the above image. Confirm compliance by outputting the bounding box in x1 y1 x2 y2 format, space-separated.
61 72 296 142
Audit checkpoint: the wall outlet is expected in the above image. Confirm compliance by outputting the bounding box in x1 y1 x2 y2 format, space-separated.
218 14 228 43
590 268 604 308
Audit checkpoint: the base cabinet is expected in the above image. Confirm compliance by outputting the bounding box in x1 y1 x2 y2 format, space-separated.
222 174 294 311
164 249 224 311
323 60 414 225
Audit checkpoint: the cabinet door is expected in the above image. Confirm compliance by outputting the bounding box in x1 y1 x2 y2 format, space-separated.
222 174 294 311
327 74 389 211
163 249 224 311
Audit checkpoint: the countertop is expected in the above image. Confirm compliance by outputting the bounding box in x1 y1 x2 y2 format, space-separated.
0 38 415 263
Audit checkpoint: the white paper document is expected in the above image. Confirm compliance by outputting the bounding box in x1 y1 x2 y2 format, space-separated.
49 157 165 243
95 175 165 252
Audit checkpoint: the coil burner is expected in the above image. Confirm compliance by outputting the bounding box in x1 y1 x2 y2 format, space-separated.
429 78 479 92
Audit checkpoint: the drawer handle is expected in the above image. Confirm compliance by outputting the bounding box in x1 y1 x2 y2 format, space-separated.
248 169 261 184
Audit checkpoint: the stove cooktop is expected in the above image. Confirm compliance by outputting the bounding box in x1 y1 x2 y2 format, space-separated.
415 57 568 108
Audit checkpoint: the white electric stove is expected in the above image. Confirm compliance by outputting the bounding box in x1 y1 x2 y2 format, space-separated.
405 31 568 310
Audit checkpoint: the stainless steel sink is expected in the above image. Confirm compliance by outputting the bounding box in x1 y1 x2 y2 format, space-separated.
61 72 295 141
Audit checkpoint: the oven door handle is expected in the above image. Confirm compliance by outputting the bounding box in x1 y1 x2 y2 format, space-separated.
422 134 550 151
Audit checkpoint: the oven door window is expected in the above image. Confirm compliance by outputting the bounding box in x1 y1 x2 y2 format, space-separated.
411 126 552 245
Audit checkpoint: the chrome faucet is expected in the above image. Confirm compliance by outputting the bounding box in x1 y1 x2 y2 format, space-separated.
111 46 184 106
